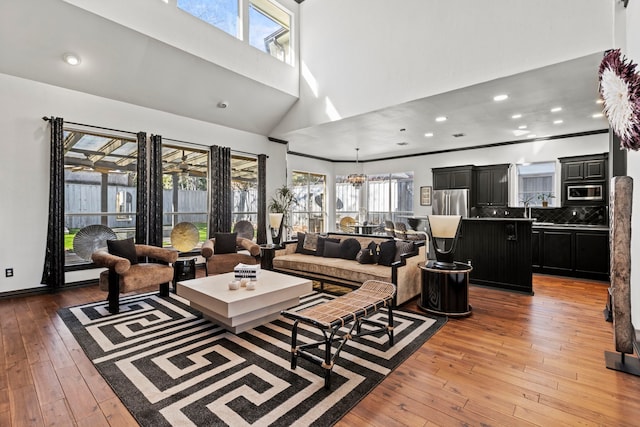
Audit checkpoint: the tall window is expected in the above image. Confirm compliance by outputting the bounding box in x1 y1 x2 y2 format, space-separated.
367 172 414 225
162 146 209 248
517 162 556 207
231 155 258 232
63 130 138 266
335 175 362 225
177 0 293 65
291 171 326 233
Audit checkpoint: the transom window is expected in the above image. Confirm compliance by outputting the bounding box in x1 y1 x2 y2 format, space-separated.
178 0 292 64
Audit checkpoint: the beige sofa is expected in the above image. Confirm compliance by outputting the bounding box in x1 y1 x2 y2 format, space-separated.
272 232 426 305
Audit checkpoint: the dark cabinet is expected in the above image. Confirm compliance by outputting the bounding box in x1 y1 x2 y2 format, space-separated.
432 166 473 190
559 153 608 206
474 164 509 207
532 226 609 281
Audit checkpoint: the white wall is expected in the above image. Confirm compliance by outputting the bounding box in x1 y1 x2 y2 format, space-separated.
0 73 287 293
623 2 640 328
275 0 614 135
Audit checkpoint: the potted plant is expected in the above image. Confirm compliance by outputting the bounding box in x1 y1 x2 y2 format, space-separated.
537 192 555 208
268 185 297 243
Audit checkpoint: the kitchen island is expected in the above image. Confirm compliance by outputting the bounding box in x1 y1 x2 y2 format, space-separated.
454 218 534 294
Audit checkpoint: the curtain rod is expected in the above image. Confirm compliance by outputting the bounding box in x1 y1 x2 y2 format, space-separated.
42 117 267 158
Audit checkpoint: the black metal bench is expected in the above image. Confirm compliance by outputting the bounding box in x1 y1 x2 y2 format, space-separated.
280 280 396 389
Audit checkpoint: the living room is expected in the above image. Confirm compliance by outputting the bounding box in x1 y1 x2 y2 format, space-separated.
1 0 640 425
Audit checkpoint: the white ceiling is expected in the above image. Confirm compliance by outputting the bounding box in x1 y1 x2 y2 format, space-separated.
0 2 609 162
276 53 610 161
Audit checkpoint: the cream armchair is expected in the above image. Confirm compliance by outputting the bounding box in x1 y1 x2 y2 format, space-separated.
92 243 179 314
201 236 260 275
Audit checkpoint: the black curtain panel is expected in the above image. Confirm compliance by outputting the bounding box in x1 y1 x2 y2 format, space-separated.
135 132 148 245
148 134 164 247
41 117 65 289
257 154 267 244
208 145 232 235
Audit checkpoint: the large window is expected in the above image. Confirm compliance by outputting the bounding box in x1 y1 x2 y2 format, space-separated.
63 130 138 266
367 172 414 225
516 162 556 207
291 171 326 233
335 175 362 226
162 146 209 248
178 0 292 64
231 155 258 234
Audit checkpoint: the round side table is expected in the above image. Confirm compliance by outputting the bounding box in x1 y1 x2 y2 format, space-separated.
418 261 472 317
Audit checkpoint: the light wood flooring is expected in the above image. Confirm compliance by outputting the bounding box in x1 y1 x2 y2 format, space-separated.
1 272 639 426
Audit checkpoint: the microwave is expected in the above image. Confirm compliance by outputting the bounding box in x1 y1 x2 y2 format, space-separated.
567 184 604 201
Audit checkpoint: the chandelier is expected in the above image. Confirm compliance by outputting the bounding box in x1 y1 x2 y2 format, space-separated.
347 148 366 188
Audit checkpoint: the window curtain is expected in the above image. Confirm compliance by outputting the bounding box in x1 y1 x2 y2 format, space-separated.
209 145 232 234
257 154 267 244
41 117 65 288
135 132 148 244
148 134 163 247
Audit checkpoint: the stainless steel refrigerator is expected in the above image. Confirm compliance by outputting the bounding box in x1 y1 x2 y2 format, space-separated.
432 189 470 217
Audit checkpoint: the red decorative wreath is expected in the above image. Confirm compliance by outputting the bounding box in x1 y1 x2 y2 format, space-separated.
599 49 640 150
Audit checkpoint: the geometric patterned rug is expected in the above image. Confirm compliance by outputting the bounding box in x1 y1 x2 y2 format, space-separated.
58 291 446 426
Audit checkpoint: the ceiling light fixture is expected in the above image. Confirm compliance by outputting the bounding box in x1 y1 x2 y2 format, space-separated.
493 94 509 101
217 101 229 108
424 132 434 137
347 148 366 188
592 113 604 118
551 107 563 112
518 125 527 129
511 114 522 119
62 53 81 66
435 116 447 122
554 119 564 124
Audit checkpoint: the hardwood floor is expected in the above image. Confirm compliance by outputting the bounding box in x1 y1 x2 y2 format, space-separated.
1 273 638 426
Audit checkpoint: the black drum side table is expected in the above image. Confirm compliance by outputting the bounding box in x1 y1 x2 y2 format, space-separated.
173 258 196 291
418 261 472 317
259 244 280 270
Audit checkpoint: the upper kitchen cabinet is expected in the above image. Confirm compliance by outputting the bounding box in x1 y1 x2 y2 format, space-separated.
559 153 608 206
432 165 474 190
474 164 509 207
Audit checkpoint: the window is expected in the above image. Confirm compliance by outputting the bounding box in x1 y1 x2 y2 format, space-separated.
162 146 209 248
177 0 239 38
63 130 138 266
367 172 414 225
231 155 258 233
291 171 326 233
516 162 556 207
335 175 362 226
249 0 291 63
177 0 293 64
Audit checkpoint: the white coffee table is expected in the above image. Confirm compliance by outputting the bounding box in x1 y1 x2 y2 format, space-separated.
176 270 312 333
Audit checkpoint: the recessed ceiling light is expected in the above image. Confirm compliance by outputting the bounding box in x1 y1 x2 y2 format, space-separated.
513 130 530 136
424 132 434 137
592 113 604 118
518 125 527 129
493 94 509 102
62 53 81 66
551 107 563 113
596 99 604 104
511 114 522 119
553 119 563 124
435 116 447 122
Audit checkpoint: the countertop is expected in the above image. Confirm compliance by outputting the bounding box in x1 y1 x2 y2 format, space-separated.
463 217 534 222
461 217 609 230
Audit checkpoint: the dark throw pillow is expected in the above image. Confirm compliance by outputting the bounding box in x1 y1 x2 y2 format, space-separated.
377 240 397 266
214 232 237 254
107 237 138 265
367 241 379 264
356 248 375 264
316 236 340 257
323 241 342 258
395 240 416 263
339 238 361 260
295 232 316 255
